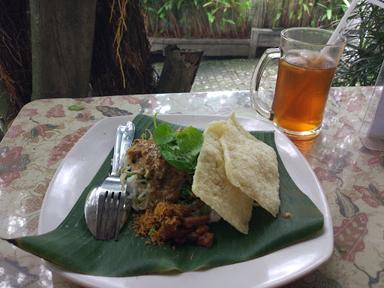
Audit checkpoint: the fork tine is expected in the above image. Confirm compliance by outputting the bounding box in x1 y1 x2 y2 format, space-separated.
100 191 109 240
100 191 114 240
114 192 125 240
105 191 116 240
108 192 119 239
95 190 127 240
96 191 106 239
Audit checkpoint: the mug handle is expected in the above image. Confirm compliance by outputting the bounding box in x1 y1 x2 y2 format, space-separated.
250 48 281 120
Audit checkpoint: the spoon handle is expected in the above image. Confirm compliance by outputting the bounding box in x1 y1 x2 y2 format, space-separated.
119 122 135 171
111 121 135 176
111 126 123 176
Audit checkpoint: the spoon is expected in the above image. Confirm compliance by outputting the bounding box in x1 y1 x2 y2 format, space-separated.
84 121 135 239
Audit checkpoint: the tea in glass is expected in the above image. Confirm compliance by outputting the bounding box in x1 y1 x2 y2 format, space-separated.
272 50 337 135
250 28 346 140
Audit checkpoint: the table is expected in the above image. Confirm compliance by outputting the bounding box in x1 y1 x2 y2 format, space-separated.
0 88 383 287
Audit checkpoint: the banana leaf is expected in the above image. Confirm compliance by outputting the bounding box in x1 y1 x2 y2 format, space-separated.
5 114 324 276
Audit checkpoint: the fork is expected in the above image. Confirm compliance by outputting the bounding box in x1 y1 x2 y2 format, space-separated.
96 189 126 240
84 122 135 240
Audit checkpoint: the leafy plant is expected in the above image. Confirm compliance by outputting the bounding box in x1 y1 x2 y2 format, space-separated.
203 0 251 27
142 0 253 38
334 1 384 86
142 0 349 38
267 0 348 28
153 116 203 173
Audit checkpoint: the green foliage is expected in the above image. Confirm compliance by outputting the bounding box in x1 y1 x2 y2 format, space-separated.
153 120 203 173
142 0 348 38
334 2 384 86
268 0 348 28
142 0 253 38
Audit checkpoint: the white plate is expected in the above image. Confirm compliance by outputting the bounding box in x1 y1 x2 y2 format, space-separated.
38 114 333 288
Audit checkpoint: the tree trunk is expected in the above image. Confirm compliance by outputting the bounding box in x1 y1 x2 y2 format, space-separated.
90 0 156 95
29 0 97 100
0 76 11 126
0 0 31 121
1 0 156 122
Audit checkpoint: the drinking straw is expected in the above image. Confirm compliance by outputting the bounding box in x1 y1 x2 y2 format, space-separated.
327 0 359 45
368 0 384 9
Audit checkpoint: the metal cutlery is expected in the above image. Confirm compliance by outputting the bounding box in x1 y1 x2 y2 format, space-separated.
84 121 135 240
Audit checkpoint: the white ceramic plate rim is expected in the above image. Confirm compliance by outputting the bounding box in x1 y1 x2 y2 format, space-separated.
38 114 333 288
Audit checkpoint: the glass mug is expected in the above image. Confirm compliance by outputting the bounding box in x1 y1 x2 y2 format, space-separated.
251 28 346 140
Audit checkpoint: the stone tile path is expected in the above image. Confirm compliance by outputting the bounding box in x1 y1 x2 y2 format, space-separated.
192 58 280 96
191 58 258 92
154 58 260 92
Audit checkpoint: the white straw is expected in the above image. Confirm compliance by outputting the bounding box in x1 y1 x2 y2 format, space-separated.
368 0 384 9
327 0 360 45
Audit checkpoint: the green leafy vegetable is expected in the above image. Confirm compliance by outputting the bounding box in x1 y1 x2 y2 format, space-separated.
153 123 175 145
153 119 203 173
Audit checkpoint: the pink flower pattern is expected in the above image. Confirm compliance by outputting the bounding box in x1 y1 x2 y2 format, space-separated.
0 146 30 187
46 104 65 118
24 124 61 143
19 108 38 118
100 96 114 106
47 126 90 166
334 213 368 262
334 122 355 140
124 95 142 104
5 125 24 139
314 167 339 182
353 184 384 208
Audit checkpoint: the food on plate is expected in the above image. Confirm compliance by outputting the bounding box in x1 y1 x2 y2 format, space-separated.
193 114 280 234
221 114 280 217
123 138 188 209
12 114 324 278
122 122 215 247
192 121 253 234
152 118 203 173
122 113 280 245
134 201 214 247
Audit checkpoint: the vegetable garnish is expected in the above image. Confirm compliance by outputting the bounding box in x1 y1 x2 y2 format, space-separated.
153 115 203 173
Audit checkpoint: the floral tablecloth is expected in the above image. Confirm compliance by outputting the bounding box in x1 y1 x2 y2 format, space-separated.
0 88 383 287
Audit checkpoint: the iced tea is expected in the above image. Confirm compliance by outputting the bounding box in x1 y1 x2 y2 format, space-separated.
272 50 336 135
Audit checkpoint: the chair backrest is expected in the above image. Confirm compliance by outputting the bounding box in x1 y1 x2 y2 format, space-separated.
156 45 203 93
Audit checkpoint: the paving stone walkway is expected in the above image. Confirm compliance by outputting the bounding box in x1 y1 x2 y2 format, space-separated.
154 58 261 92
192 57 280 95
191 58 258 92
